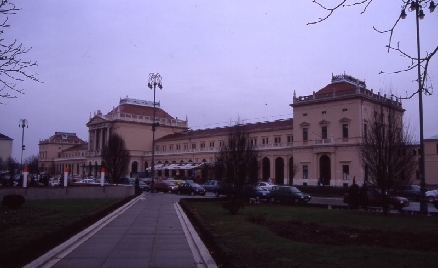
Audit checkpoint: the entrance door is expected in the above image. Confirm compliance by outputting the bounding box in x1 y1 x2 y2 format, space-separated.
319 155 331 185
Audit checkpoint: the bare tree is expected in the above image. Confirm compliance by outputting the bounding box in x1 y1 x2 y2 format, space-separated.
215 124 260 213
24 155 38 174
0 1 40 103
359 103 416 214
101 133 130 184
308 0 436 97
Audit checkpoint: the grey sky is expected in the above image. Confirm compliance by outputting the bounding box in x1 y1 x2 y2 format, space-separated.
1 0 437 161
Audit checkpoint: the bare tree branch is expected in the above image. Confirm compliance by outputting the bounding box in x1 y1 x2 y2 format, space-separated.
309 0 436 100
0 1 41 104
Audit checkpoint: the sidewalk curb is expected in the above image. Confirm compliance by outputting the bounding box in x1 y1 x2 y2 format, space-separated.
175 202 218 268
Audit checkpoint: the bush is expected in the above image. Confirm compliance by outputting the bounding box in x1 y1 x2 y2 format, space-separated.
2 195 26 208
222 199 244 214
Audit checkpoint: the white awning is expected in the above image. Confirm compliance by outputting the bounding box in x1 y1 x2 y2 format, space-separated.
146 162 207 171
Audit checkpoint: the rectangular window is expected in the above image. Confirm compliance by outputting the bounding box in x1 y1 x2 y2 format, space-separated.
155 145 159 152
183 144 188 150
321 126 327 139
169 145 173 151
303 128 308 141
200 143 205 149
251 138 257 145
287 135 293 143
176 144 181 151
343 165 349 180
162 145 166 152
342 124 349 139
191 143 196 149
322 111 326 114
262 137 269 145
363 124 367 139
274 137 281 144
436 143 438 154
209 141 215 148
303 165 308 179
219 141 224 147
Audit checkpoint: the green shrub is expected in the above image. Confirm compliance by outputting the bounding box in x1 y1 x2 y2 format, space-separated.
222 199 244 214
2 195 26 208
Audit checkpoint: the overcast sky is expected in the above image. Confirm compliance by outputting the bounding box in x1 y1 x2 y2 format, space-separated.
1 0 437 161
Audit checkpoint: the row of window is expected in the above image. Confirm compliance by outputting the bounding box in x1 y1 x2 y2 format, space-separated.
302 124 349 141
156 135 294 152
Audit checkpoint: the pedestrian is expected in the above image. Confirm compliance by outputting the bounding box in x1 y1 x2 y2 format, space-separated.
348 177 360 209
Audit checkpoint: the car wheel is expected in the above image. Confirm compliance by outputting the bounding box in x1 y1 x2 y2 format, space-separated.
215 192 220 197
428 196 435 203
190 192 195 196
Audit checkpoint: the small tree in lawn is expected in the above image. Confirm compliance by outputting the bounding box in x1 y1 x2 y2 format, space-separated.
359 103 416 214
101 133 130 184
215 123 260 214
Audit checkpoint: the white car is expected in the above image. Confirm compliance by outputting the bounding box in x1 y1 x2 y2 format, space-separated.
426 189 438 203
257 181 277 191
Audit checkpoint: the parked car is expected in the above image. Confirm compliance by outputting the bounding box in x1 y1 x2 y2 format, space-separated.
269 186 311 204
154 181 178 193
257 181 277 191
213 182 235 197
343 189 409 210
426 189 438 203
241 185 271 202
434 195 438 209
138 181 150 191
177 182 206 196
393 185 421 201
201 180 219 192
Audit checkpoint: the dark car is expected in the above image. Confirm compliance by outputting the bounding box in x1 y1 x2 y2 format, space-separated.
138 181 150 191
201 180 219 192
153 181 178 193
393 185 421 201
269 186 311 204
434 195 438 209
177 182 206 196
344 189 409 210
213 182 235 197
241 185 271 202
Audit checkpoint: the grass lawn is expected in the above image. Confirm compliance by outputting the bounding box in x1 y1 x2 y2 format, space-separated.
181 199 438 268
0 197 131 268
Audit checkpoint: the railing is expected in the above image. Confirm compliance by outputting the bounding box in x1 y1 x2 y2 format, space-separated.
109 112 188 128
293 87 402 108
314 139 333 145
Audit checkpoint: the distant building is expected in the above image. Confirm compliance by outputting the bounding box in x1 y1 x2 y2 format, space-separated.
0 133 13 161
425 135 438 185
38 132 87 174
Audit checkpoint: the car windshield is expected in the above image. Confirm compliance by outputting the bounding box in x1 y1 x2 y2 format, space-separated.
290 187 301 193
254 186 266 191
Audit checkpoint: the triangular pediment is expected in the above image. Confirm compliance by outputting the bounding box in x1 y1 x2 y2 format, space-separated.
86 115 108 126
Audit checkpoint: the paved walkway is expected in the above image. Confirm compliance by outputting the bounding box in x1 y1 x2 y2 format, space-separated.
25 193 217 268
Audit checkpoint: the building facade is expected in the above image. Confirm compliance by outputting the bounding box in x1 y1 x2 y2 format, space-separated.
0 133 13 162
38 75 438 186
38 132 87 175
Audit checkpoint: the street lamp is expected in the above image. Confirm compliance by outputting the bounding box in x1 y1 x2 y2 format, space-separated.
18 119 28 172
148 73 162 192
400 0 436 214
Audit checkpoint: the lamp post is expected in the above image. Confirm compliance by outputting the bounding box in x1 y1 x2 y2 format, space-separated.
400 0 436 214
18 119 28 173
148 73 162 193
